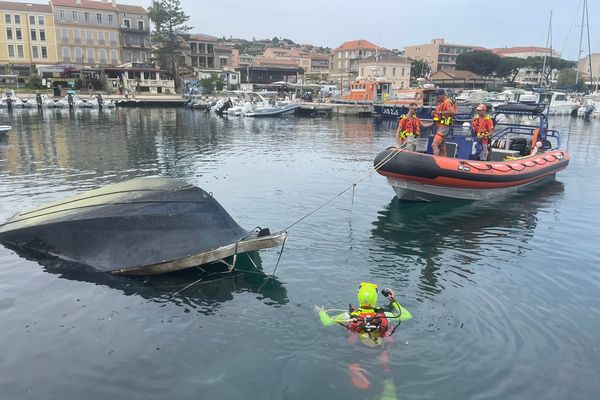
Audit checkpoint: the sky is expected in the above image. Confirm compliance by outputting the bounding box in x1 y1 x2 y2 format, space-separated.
14 0 600 60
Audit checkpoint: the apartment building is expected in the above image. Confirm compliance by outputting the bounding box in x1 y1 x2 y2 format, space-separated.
186 33 216 69
0 1 59 77
116 4 150 63
404 38 478 72
51 0 121 65
491 47 561 86
329 39 382 89
357 53 411 90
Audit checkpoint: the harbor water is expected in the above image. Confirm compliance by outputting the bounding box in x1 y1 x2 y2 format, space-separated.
0 109 598 400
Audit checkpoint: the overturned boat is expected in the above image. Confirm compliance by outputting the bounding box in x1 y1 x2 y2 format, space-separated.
0 177 286 275
374 103 570 201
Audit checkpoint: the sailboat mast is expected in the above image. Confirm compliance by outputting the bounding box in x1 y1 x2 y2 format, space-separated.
584 0 595 91
540 11 552 88
575 0 586 86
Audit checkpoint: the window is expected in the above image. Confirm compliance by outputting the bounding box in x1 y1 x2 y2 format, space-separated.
59 10 65 20
72 11 78 21
32 46 39 58
108 14 113 24
30 29 37 41
15 28 22 40
17 44 23 58
392 67 396 76
84 12 89 22
383 67 387 75
5 14 11 24
123 19 130 28
190 43 197 52
141 52 146 62
39 29 46 41
62 47 70 61
38 16 44 25
74 29 80 42
29 15 35 25
14 14 20 24
109 32 116 45
74 47 81 62
7 44 14 58
99 49 106 62
86 30 92 44
96 13 102 23
198 43 205 53
207 44 213 53
87 48 94 62
41 46 47 58
98 31 104 44
137 20 144 30
110 49 118 63
401 67 405 76
6 27 12 40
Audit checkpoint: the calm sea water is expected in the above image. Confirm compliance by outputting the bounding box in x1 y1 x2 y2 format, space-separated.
0 108 598 400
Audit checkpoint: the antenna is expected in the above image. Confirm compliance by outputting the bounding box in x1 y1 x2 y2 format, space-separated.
584 0 595 91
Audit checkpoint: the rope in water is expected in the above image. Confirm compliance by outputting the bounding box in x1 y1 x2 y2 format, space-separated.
173 147 401 296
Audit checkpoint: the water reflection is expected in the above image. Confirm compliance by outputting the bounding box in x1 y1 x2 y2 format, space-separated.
10 248 288 313
370 181 565 297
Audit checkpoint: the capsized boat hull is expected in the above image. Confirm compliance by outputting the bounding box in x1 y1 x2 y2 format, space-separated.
374 149 569 201
0 177 285 274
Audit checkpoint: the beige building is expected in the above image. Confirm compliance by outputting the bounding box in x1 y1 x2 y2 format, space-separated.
262 47 310 71
577 53 600 86
357 53 411 90
491 47 561 86
329 39 382 89
404 38 478 73
0 1 59 78
306 52 329 82
186 33 216 69
51 0 121 65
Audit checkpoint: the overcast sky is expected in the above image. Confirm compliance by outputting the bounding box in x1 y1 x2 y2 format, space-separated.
22 0 600 60
150 0 597 60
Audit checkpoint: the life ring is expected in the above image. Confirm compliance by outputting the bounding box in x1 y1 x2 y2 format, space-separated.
415 93 423 100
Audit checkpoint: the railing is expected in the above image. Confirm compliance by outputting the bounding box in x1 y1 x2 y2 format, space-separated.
138 79 175 88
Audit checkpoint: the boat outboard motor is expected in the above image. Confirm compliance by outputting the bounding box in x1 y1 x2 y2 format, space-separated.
36 93 42 109
67 93 74 109
97 94 103 109
584 104 594 120
217 99 232 115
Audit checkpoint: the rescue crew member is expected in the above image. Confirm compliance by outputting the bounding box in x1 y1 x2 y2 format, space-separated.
471 103 494 160
395 103 433 151
431 89 457 157
315 282 412 397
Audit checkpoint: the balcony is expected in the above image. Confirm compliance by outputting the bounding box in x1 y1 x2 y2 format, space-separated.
139 79 175 88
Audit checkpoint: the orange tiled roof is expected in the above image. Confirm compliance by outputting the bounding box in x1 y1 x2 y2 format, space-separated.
491 46 553 55
334 39 383 52
0 1 52 12
52 0 117 11
116 4 146 14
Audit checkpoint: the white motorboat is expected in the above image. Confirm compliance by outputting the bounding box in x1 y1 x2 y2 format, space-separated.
0 125 11 134
1 90 24 108
245 102 300 117
539 92 580 116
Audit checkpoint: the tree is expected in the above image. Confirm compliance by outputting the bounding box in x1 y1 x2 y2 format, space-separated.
199 74 224 94
526 56 576 87
410 59 430 80
456 50 502 77
496 57 528 82
148 0 192 91
556 68 587 91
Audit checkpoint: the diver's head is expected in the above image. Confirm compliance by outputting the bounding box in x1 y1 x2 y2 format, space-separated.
357 282 378 308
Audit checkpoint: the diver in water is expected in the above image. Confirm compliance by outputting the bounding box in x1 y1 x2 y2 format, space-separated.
315 282 412 399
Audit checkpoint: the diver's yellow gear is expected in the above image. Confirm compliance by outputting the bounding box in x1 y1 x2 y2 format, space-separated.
357 282 378 308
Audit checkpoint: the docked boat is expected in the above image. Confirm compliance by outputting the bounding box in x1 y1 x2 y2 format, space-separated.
0 124 11 134
245 102 300 117
0 177 286 275
374 103 570 201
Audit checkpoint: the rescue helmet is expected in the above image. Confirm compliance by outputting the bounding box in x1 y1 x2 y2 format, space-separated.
434 88 446 97
357 282 378 308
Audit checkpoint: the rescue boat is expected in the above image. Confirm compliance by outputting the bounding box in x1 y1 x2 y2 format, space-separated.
374 103 570 201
